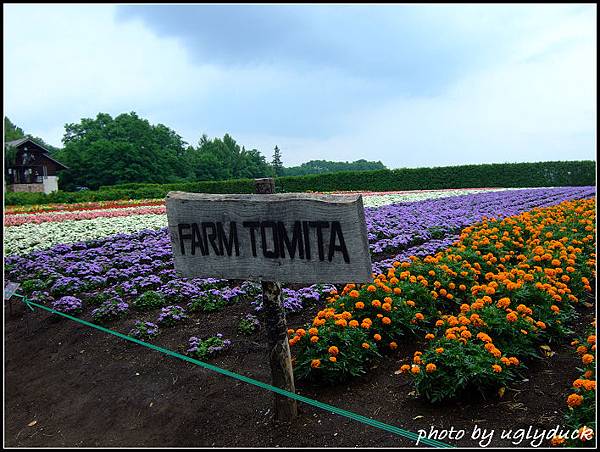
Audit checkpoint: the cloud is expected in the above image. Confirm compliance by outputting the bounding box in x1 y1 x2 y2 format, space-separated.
3 4 596 168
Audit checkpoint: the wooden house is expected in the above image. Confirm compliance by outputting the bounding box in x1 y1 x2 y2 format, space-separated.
4 137 68 194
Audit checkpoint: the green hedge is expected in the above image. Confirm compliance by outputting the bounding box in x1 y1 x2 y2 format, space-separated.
5 160 595 206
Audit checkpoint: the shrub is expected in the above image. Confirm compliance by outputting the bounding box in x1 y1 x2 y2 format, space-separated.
21 279 47 294
291 319 380 384
156 305 188 327
129 321 160 340
187 334 232 360
561 322 596 446
133 290 166 311
5 160 595 206
51 296 83 315
402 338 522 403
238 314 260 335
91 298 129 324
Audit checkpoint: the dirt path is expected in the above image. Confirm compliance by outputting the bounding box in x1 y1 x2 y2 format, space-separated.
4 300 594 447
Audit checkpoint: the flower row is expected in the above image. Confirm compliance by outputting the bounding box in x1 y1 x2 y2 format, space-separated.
289 197 596 406
4 205 166 226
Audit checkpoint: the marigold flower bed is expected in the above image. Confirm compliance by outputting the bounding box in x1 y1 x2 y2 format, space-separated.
290 197 596 405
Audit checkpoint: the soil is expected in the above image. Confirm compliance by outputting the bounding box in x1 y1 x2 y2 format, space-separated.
4 295 596 448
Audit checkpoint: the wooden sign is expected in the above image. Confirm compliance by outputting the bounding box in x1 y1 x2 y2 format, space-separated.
165 192 372 283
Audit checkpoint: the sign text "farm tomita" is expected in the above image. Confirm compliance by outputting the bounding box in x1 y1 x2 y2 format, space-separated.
166 192 372 284
176 220 350 262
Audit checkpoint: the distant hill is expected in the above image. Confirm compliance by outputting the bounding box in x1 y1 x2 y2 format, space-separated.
284 159 387 176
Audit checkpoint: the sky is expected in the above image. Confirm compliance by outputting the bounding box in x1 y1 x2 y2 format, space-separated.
3 3 597 167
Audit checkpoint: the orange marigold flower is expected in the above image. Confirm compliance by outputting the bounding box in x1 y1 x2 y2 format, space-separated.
583 380 596 391
582 354 594 365
310 336 319 343
497 297 511 309
367 285 376 292
311 359 321 368
566 393 583 407
328 346 339 356
425 333 435 340
415 313 424 321
308 328 318 336
435 347 444 354
382 317 392 325
329 356 337 363
477 332 492 343
349 320 359 328
588 335 596 345
372 300 382 308
389 341 398 350
550 436 565 446
426 363 437 373
411 365 421 374
506 312 518 322
355 301 365 309
508 357 520 366
373 334 382 341
399 364 410 372
492 364 502 373
349 290 360 298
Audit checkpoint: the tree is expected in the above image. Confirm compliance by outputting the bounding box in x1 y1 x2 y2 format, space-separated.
188 134 272 181
283 159 387 176
4 117 61 154
272 145 284 176
57 112 192 190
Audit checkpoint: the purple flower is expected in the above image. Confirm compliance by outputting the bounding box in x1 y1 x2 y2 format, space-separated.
51 296 82 314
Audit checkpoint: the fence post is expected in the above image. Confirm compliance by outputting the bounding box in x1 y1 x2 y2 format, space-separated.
254 177 298 422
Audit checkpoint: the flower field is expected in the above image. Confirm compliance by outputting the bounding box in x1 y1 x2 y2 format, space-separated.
4 185 597 447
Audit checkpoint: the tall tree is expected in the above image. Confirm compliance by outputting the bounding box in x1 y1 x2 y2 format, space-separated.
271 145 284 177
188 134 272 181
57 112 192 190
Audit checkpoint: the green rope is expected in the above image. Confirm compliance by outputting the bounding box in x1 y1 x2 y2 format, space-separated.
16 297 453 448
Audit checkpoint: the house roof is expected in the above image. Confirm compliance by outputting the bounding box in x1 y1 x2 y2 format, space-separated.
5 137 69 169
6 137 31 147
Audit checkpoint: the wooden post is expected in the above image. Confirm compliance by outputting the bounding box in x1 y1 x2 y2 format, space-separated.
254 178 298 422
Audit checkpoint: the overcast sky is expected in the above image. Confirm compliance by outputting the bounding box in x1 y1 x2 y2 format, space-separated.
3 3 597 167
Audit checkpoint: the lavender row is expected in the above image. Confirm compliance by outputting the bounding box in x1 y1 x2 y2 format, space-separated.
4 187 595 316
366 186 596 255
